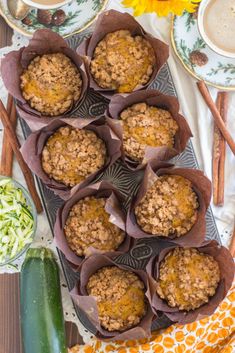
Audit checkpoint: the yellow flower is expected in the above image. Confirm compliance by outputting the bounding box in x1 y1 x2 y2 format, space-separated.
122 0 201 17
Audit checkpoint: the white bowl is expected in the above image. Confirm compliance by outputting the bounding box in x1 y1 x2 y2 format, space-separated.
198 0 235 59
0 176 37 266
22 0 71 10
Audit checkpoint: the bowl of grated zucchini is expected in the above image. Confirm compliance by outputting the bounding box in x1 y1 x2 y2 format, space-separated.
0 177 37 266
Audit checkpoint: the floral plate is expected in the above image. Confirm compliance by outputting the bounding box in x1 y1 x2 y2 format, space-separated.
171 11 235 90
0 0 107 37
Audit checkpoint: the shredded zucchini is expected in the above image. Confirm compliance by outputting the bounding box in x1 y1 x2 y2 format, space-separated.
0 179 34 263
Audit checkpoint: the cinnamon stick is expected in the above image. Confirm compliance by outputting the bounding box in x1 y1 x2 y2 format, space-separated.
0 94 17 177
229 220 235 257
197 81 235 156
212 92 228 206
0 100 43 214
217 92 228 205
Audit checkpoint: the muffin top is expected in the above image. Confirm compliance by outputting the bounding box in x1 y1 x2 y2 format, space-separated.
41 126 106 187
156 247 220 311
20 53 82 116
90 30 155 93
86 266 146 331
135 175 198 237
120 103 179 161
64 196 125 256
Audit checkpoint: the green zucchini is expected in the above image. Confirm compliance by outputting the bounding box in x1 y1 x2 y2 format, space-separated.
20 247 67 353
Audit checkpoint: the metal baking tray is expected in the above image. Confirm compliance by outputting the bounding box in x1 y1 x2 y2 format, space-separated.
20 31 220 334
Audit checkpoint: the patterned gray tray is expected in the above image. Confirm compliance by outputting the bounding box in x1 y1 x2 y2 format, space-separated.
20 32 220 335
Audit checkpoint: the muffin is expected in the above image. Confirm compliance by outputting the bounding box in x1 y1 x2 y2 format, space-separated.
147 241 234 324
107 90 192 166
86 266 147 331
64 196 125 256
41 126 106 187
90 30 155 93
20 53 82 116
120 103 179 161
135 175 199 237
54 184 129 266
156 247 220 311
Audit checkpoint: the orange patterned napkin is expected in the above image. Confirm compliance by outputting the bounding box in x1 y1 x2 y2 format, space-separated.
69 281 235 353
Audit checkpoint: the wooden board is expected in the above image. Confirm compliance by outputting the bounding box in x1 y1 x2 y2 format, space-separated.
0 16 13 47
0 273 84 353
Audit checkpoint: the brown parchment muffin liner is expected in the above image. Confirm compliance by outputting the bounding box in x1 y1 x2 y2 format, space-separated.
1 29 89 132
20 119 121 200
106 90 192 167
146 240 235 324
54 181 132 267
77 10 169 97
126 163 211 246
70 253 154 340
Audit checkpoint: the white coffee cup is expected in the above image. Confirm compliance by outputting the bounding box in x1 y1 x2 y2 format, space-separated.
198 0 235 58
22 0 71 10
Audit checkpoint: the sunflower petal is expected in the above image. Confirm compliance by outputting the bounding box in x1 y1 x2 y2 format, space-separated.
122 0 201 17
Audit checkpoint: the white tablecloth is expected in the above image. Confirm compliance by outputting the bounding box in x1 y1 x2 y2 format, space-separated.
0 0 234 342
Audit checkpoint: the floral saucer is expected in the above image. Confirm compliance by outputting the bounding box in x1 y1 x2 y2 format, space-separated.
0 0 107 37
171 11 235 90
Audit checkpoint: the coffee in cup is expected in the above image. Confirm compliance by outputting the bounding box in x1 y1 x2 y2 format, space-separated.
22 0 71 10
198 0 235 58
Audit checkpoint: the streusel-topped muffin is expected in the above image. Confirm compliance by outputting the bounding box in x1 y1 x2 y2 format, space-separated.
21 53 82 116
87 266 146 331
64 197 125 256
135 175 198 237
120 103 178 161
156 247 220 311
90 30 155 93
41 126 106 187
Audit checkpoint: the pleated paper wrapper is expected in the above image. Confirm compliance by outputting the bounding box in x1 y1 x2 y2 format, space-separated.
146 240 235 324
20 119 121 200
77 10 169 97
1 29 89 131
126 163 212 246
54 181 132 267
71 253 155 340
106 89 192 168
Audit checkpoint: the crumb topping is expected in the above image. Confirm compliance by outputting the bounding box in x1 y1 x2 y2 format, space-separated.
156 247 220 311
120 102 179 161
41 126 106 187
135 175 198 237
64 197 125 256
87 266 146 331
90 30 155 93
20 53 82 116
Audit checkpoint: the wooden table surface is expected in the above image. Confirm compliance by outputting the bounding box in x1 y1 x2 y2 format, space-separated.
0 16 13 47
0 15 83 353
